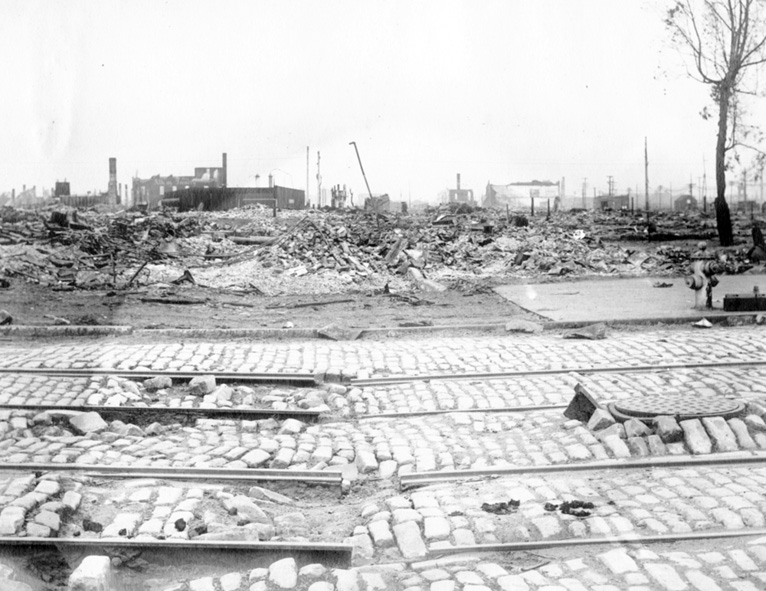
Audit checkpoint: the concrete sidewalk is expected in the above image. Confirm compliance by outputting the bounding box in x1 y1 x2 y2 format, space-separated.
495 273 766 323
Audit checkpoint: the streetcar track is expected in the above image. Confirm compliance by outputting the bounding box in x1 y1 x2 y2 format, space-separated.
0 403 322 422
399 450 766 489
0 464 342 488
0 368 317 387
352 358 766 386
423 528 766 558
0 536 353 562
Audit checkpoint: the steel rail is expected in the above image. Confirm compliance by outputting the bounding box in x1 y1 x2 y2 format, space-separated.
0 536 353 558
0 367 317 386
361 404 567 420
352 358 766 387
399 450 766 490
423 528 766 558
0 464 341 486
0 403 322 422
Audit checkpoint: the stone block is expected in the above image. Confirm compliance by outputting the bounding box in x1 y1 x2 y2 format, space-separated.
602 434 631 458
393 521 427 559
241 449 271 468
34 479 61 497
701 416 738 452
596 423 626 441
587 408 616 432
423 516 450 540
655 416 683 443
0 506 26 535
744 414 766 432
626 437 649 456
367 520 395 548
624 418 652 438
26 522 51 538
269 448 295 469
278 419 305 435
188 375 216 396
680 419 712 454
224 495 270 525
645 435 667 456
355 449 378 474
269 557 298 589
728 418 757 449
67 555 111 591
35 510 60 532
564 384 603 423
69 412 108 435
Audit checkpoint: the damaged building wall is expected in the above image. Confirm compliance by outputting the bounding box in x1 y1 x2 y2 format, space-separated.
483 181 560 210
170 186 305 212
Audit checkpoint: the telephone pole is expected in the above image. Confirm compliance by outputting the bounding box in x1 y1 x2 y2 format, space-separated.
306 146 310 207
316 151 322 207
607 176 614 197
581 177 587 209
644 137 649 211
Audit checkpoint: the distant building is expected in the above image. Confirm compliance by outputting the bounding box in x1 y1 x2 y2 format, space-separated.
55 181 71 197
483 180 559 209
675 194 698 211
167 185 305 212
597 194 631 210
448 174 474 204
132 153 227 209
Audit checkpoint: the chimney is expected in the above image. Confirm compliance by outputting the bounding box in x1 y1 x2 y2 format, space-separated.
108 157 117 205
222 152 227 188
457 173 461 191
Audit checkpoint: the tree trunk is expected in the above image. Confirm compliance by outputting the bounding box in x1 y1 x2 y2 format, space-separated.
715 83 734 246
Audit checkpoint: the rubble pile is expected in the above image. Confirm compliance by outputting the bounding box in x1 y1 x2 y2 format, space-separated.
1 204 764 294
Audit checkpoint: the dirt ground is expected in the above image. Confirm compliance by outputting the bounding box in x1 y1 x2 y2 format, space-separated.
0 281 540 331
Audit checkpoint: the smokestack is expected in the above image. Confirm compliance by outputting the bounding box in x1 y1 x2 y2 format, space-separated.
457 173 461 191
222 152 227 188
108 157 117 205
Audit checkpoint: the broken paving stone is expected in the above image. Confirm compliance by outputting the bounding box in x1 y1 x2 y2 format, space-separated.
69 412 108 435
504 319 543 334
318 324 362 341
655 416 684 443
564 322 607 340
624 418 652 438
563 384 602 423
587 408 616 432
188 375 216 396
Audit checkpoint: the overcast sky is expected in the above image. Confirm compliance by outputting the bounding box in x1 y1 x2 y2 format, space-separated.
1 0 763 203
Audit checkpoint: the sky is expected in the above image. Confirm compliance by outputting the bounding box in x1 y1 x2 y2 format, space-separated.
1 0 764 204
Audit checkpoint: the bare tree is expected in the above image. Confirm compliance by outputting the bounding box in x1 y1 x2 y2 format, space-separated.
666 0 766 246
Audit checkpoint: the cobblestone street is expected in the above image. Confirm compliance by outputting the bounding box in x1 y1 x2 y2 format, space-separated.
1 323 766 588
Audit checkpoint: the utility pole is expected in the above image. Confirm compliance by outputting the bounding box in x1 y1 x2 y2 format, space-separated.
644 137 649 211
703 154 708 212
316 151 322 207
581 177 587 209
306 146 310 207
607 176 614 197
349 141 374 204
